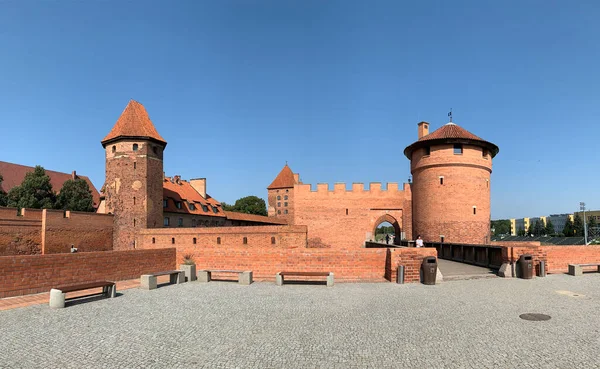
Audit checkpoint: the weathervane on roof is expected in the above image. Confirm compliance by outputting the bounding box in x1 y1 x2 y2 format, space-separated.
448 108 453 123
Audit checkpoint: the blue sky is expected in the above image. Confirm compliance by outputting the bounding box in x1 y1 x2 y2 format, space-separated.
0 1 598 219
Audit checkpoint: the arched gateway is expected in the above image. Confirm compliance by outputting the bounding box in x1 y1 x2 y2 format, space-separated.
372 214 402 245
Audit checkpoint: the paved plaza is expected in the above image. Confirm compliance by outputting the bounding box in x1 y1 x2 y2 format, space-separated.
1 274 599 369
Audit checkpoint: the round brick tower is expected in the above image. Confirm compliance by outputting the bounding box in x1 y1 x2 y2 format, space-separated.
404 121 499 244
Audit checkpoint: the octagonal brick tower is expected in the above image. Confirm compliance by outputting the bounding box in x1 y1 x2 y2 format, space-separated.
404 121 499 244
101 100 167 250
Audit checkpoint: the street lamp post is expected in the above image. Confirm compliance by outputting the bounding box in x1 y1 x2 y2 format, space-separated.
580 202 588 245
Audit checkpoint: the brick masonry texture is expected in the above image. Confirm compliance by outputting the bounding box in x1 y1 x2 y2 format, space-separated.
386 247 437 283
0 248 175 298
41 209 113 254
411 144 492 245
138 225 308 253
0 208 42 255
0 208 114 256
271 182 412 249
103 139 165 250
542 245 600 273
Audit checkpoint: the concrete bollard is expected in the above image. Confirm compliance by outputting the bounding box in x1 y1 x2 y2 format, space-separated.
539 261 546 277
49 289 65 308
397 265 405 284
326 273 334 287
275 272 284 286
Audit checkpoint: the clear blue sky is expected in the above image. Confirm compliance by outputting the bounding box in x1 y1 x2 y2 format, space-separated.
1 1 598 219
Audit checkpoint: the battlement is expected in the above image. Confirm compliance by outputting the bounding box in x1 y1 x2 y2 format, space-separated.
296 182 409 195
0 207 43 221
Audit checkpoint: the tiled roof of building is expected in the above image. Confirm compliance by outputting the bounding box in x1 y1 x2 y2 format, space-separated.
101 100 167 146
0 161 100 208
404 122 499 159
267 164 297 189
162 177 224 218
224 211 288 225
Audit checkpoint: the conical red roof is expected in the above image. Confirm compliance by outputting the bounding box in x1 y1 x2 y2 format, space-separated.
268 164 296 189
404 122 499 158
101 100 167 146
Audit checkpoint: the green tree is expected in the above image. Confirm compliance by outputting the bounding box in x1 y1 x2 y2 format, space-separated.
545 219 555 235
587 217 597 239
220 202 234 211
527 223 534 237
55 179 94 212
225 196 267 216
533 220 544 236
491 219 511 236
517 227 525 236
7 166 56 209
573 214 584 237
0 173 7 207
563 217 574 237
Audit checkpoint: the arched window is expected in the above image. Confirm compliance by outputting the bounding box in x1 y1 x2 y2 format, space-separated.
277 195 281 200
271 237 276 244
284 195 288 200
152 237 155 244
133 144 138 151
153 146 158 155
193 237 197 244
171 237 175 244
243 237 248 245
111 145 116 153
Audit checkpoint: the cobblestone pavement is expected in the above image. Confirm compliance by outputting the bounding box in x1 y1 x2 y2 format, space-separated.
1 274 599 368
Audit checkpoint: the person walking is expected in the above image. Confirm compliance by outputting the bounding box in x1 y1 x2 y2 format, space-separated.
416 235 423 247
385 234 390 245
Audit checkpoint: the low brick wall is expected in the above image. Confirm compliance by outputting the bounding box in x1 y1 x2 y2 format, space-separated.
42 210 114 254
386 247 438 283
542 245 600 273
0 208 43 255
0 248 175 298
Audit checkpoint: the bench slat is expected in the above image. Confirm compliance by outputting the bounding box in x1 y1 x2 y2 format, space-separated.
202 270 245 274
573 263 600 267
151 270 182 277
55 281 114 293
280 272 330 277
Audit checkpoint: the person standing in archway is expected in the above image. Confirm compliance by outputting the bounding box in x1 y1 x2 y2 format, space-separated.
416 235 423 247
385 234 390 245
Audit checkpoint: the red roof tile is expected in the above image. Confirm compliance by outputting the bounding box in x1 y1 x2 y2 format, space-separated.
404 122 499 159
0 161 100 208
162 177 224 218
224 211 288 225
101 100 167 146
268 164 297 189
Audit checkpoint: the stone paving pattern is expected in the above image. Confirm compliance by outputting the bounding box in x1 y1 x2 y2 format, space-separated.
1 274 599 368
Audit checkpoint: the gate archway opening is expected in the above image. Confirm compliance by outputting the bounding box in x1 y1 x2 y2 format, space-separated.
373 214 401 245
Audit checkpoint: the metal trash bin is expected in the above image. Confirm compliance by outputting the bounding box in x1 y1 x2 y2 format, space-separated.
421 256 437 285
519 254 534 279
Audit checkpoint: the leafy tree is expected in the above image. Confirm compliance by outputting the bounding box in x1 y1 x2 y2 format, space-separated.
563 217 574 237
7 166 56 209
533 220 544 236
224 196 267 216
545 219 555 236
0 173 7 207
573 214 584 236
517 227 526 236
55 179 94 212
491 219 511 236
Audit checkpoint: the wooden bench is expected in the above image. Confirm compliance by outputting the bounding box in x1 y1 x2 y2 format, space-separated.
276 271 334 287
568 263 600 276
140 270 185 290
49 281 116 308
198 270 253 285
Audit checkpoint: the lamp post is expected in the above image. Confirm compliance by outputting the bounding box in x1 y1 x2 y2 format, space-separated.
580 202 588 245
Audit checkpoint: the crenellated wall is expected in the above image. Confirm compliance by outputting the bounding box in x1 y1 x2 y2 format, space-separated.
289 182 411 248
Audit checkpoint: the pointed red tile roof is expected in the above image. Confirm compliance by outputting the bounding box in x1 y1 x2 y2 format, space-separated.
101 100 167 147
404 122 499 159
267 164 297 189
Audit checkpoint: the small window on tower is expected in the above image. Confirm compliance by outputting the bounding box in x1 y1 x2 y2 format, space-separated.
133 218 136 227
453 144 463 155
133 162 136 170
243 237 248 245
217 237 221 245
425 146 431 156
473 206 477 215
193 237 197 244
440 236 445 243
111 145 116 153
153 146 158 155
439 176 444 185
482 149 489 158
284 209 288 214
152 237 155 244
346 209 348 215
271 237 276 244
286 189 289 192
133 197 136 205
171 237 175 244
133 144 138 151
284 195 288 200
